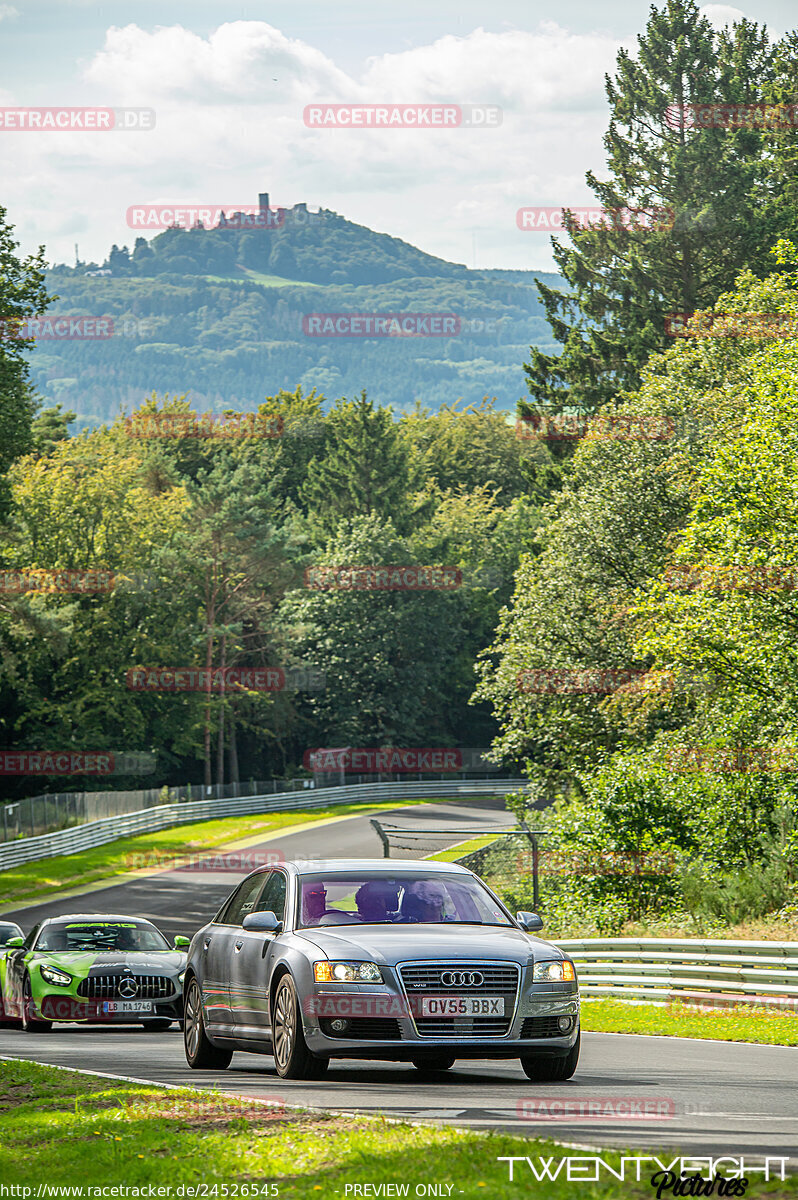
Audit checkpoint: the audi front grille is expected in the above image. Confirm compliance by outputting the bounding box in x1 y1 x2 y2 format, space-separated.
398 962 519 1038
76 974 175 1000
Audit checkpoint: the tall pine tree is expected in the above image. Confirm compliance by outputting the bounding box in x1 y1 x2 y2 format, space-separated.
524 0 780 413
301 392 418 536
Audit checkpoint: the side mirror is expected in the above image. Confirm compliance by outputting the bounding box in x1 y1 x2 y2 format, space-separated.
174 936 191 949
516 911 544 933
243 911 282 935
5 937 24 948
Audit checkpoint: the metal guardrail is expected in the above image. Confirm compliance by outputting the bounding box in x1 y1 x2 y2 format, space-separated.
557 937 798 1009
0 779 529 872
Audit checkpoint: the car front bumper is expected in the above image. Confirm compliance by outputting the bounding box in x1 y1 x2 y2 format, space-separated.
303 981 579 1058
38 994 183 1023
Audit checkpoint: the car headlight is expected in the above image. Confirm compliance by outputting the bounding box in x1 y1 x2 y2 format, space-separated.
314 961 383 984
533 959 576 983
40 965 73 986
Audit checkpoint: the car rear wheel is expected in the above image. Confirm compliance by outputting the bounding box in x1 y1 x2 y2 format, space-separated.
273 975 328 1080
21 976 52 1033
520 1031 580 1081
183 977 232 1069
411 1055 456 1073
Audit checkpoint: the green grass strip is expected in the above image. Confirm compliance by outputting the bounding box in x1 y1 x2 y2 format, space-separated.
581 999 798 1045
4 1059 796 1198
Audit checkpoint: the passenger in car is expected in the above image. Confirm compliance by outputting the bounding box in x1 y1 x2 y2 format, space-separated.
399 881 448 922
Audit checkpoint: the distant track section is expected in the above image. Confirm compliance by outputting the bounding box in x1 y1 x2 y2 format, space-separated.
0 779 528 870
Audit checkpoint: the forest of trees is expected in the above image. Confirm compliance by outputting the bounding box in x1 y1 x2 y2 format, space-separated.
2 0 798 933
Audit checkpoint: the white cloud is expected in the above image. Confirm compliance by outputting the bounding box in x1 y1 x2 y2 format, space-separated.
698 5 748 27
3 19 625 271
0 5 19 20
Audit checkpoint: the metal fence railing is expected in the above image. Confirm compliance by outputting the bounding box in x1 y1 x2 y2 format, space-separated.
0 779 529 872
556 937 798 1009
2 772 521 844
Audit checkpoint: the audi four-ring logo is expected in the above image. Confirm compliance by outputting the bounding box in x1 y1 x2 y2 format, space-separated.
440 970 484 987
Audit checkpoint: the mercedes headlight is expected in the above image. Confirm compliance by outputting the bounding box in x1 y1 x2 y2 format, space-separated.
313 961 383 984
533 959 576 983
40 965 73 986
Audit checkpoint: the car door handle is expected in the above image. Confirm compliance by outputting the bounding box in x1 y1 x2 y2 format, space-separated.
203 937 211 950
234 940 244 952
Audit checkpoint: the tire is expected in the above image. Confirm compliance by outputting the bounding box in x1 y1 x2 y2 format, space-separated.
21 976 52 1033
141 1019 173 1031
411 1055 456 1073
272 975 329 1080
183 976 233 1070
521 1031 580 1081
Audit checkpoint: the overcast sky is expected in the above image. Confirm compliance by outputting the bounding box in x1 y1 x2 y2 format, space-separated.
0 0 790 272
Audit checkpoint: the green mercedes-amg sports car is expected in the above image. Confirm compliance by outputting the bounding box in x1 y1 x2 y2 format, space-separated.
0 914 190 1032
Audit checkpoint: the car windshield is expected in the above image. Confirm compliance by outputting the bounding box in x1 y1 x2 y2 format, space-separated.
296 872 512 928
0 923 22 947
36 921 170 952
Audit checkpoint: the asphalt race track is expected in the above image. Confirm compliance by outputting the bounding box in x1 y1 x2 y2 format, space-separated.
2 798 796 1166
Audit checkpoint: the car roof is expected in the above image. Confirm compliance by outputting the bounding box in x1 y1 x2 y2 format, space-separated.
281 859 472 875
40 914 157 925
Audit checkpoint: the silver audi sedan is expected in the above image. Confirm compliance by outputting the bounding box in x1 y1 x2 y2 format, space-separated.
183 859 579 1081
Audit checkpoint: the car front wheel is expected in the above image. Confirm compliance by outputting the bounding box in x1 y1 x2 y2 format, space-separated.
183 977 232 1069
272 975 328 1080
520 1031 580 1081
21 976 52 1033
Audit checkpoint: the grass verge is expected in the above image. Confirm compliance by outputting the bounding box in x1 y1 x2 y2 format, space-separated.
0 801 419 910
2 1059 795 1198
581 999 798 1045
